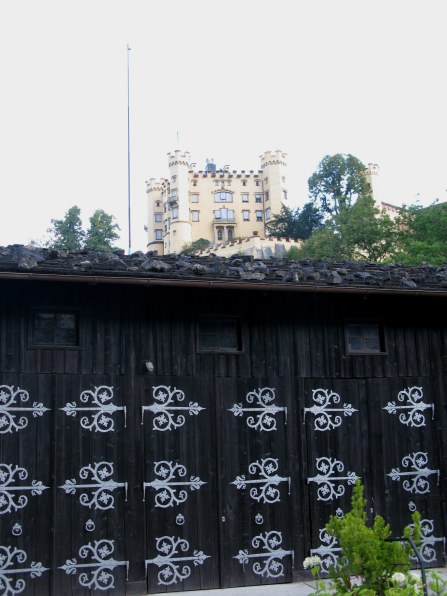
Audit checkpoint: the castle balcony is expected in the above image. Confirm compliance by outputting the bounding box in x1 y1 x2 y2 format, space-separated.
214 215 236 224
167 194 178 205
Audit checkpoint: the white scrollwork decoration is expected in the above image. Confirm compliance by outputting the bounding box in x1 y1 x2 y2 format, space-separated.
310 528 342 572
61 386 126 432
231 458 290 504
0 464 48 515
229 388 287 432
408 519 445 563
141 386 204 431
308 457 359 501
59 462 128 510
143 461 205 507
0 545 48 595
59 540 129 591
234 531 293 579
387 452 439 495
304 389 357 431
384 387 434 427
145 536 210 586
0 385 49 434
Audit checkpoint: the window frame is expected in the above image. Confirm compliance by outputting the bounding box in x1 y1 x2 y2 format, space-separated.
214 191 233 203
196 316 243 354
29 307 81 349
344 320 386 355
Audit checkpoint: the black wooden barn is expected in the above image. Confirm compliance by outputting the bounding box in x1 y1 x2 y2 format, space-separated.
0 245 446 595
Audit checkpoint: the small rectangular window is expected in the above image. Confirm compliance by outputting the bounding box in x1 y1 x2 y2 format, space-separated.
256 210 263 222
345 322 385 354
191 193 199 203
255 194 262 203
155 229 163 240
31 310 79 346
197 317 242 353
265 208 271 220
191 211 200 222
242 193 249 202
154 213 162 222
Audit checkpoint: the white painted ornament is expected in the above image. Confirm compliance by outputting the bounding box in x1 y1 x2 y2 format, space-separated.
384 387 434 427
304 389 357 431
141 386 204 431
0 464 48 515
234 531 293 579
231 458 290 503
61 386 126 432
229 388 286 432
387 452 439 494
143 460 205 507
0 545 48 595
307 457 359 501
145 536 210 586
0 385 49 434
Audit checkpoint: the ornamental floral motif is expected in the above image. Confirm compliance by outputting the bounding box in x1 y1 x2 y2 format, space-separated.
387 452 439 495
310 528 342 572
384 387 434 427
61 386 126 432
0 385 49 434
304 389 357 432
0 464 48 515
145 536 210 586
234 531 293 579
231 458 290 504
407 519 445 563
141 386 204 431
143 461 205 507
0 545 48 595
307 457 359 502
59 540 129 591
229 388 286 432
59 462 128 510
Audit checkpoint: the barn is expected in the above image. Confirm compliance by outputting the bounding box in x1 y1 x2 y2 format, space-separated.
0 245 446 594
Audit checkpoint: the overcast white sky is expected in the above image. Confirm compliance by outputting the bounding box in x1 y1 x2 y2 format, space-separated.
1 0 446 252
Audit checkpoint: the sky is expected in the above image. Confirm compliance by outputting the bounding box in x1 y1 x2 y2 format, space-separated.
1 0 446 252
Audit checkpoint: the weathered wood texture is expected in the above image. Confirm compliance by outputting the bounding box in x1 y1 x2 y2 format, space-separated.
0 279 446 594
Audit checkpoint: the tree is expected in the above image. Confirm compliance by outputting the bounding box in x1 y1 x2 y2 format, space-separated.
47 205 85 250
84 209 121 252
308 154 371 216
267 202 324 240
292 196 396 262
392 202 447 265
181 238 211 255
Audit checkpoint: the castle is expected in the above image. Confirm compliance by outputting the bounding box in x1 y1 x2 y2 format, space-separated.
145 151 397 255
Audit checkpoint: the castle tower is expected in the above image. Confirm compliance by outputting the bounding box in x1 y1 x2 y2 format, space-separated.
259 150 288 224
167 150 192 254
145 178 164 254
364 163 381 205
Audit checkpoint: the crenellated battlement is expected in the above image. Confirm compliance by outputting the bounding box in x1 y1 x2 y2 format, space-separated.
168 150 191 168
260 149 288 169
145 178 165 193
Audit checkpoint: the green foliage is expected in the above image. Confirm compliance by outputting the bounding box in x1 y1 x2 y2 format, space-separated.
85 209 120 252
47 205 85 250
308 154 371 216
306 480 425 596
292 196 396 262
267 202 324 240
181 238 211 255
392 202 447 265
47 206 121 252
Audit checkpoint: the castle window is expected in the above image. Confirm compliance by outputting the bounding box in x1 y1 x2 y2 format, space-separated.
156 201 161 207
345 322 385 354
256 211 263 222
192 180 197 186
242 180 247 187
265 191 269 201
191 193 199 203
155 213 162 222
217 228 223 241
191 211 200 222
215 191 233 202
172 208 179 219
227 228 234 240
255 180 261 186
171 175 177 182
265 208 271 220
31 310 79 347
155 230 163 240
197 317 242 353
255 194 262 203
242 210 250 221
282 190 287 200
242 193 249 202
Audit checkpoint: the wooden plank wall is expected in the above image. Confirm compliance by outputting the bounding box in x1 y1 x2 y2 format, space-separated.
0 278 446 594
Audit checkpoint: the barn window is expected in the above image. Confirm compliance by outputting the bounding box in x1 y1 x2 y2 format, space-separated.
345 322 385 354
31 310 79 347
197 317 242 353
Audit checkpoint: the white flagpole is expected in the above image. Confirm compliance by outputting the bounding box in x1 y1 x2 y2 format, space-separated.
127 44 132 255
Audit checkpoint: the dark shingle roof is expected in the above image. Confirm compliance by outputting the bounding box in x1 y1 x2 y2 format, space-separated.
1 245 446 295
